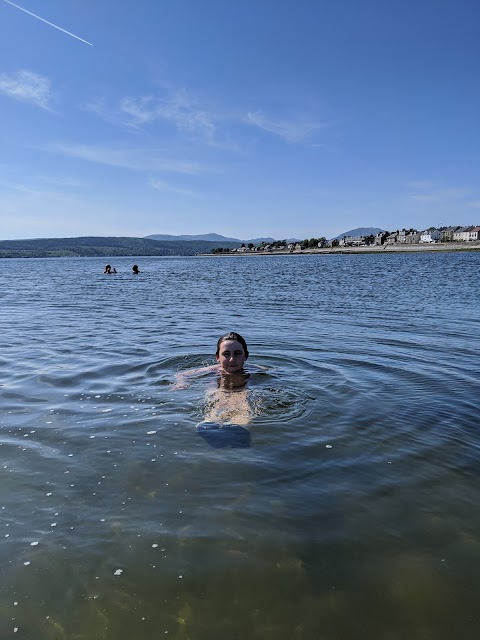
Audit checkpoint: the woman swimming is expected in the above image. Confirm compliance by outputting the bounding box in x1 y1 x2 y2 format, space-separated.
173 332 250 386
173 332 263 426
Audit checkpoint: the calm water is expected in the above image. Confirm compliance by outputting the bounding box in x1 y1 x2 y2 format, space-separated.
1 252 479 640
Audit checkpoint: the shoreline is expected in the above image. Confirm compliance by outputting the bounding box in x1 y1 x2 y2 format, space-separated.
201 242 480 256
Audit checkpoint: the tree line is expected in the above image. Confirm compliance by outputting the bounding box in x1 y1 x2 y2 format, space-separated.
212 237 328 253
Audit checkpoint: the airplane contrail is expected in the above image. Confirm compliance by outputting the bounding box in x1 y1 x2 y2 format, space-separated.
2 0 93 46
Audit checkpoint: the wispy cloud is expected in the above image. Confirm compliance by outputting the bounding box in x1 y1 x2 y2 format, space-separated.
407 182 473 203
120 89 216 142
148 177 199 198
82 97 107 117
49 142 206 175
245 111 327 143
36 174 90 188
84 88 217 143
3 181 79 202
0 69 53 110
407 180 437 190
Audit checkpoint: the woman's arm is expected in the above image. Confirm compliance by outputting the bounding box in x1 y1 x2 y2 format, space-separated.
172 364 219 390
247 363 269 372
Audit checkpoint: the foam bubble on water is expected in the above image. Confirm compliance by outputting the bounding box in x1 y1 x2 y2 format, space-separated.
152 543 158 548
113 569 123 576
147 431 157 435
30 541 39 546
23 561 30 566
50 523 57 527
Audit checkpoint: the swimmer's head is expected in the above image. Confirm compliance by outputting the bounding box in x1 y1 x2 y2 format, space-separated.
216 332 249 358
216 332 249 373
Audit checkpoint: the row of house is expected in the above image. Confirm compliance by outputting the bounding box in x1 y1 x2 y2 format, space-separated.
224 225 480 253
235 243 298 252
337 226 480 247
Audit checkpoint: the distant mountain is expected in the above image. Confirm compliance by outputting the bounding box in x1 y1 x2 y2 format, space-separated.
145 232 241 243
0 236 240 258
334 227 384 240
0 230 390 258
245 237 276 244
145 232 275 244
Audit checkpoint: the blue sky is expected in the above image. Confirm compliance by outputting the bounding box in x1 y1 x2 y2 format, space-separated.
1 0 479 241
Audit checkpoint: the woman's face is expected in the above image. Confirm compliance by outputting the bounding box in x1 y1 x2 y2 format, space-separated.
216 339 247 373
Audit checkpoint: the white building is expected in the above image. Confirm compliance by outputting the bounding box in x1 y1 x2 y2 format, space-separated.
453 226 473 241
419 230 441 243
468 226 480 240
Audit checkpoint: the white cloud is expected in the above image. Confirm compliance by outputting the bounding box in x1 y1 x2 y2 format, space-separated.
245 111 326 143
120 89 216 143
36 175 89 188
49 142 206 175
406 180 436 190
408 183 473 203
82 97 107 117
0 70 53 110
148 177 199 198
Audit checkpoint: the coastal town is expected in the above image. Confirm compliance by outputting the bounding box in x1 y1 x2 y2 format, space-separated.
211 225 480 254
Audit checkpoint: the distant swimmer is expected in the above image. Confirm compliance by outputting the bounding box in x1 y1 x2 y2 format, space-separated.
132 264 140 274
104 265 117 274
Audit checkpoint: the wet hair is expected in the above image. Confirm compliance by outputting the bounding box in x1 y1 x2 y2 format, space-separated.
216 332 249 358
